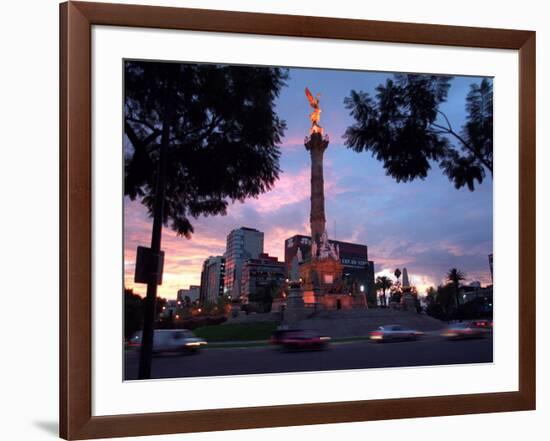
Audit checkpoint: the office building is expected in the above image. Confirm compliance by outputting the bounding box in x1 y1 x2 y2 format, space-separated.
223 227 264 298
240 253 286 303
199 256 225 305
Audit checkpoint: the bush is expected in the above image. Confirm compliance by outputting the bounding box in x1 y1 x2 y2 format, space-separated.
457 298 493 321
194 321 279 342
426 303 446 321
156 315 227 330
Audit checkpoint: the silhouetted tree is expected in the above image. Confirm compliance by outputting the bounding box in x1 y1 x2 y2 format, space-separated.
425 286 437 305
125 61 288 237
123 290 170 339
344 75 492 190
435 283 456 318
153 297 168 321
124 288 143 340
375 275 393 306
447 268 466 310
183 295 192 308
125 61 288 378
389 282 403 304
250 281 280 313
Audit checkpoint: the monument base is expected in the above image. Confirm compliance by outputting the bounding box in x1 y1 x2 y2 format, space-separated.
300 256 343 289
401 289 417 312
352 293 368 309
297 257 367 310
283 285 308 324
271 297 286 313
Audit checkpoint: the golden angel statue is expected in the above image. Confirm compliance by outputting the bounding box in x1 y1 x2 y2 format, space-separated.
305 87 323 134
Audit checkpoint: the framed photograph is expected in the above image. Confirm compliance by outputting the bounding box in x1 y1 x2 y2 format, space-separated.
60 1 536 439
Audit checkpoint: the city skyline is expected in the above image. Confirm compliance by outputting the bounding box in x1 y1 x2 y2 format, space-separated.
124 66 493 299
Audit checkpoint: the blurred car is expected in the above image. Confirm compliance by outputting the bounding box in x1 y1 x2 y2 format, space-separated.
369 325 424 342
441 322 487 340
470 319 493 329
270 329 294 345
271 329 330 350
129 329 207 354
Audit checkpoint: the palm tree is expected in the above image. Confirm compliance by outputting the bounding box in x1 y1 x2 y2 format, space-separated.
375 276 393 307
446 268 466 310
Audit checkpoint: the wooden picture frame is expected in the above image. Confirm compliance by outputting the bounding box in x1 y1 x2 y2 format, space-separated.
60 1 536 439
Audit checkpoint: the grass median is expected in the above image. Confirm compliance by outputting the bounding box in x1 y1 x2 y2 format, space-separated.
194 321 279 343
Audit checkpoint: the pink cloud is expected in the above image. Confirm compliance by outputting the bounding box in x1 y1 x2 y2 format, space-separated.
280 135 307 151
240 164 348 215
124 199 227 299
244 168 311 214
438 240 492 258
263 225 305 261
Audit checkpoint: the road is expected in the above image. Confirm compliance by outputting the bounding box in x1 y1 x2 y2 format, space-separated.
125 334 493 380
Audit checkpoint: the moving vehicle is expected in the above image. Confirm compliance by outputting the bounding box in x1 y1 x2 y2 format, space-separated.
129 329 207 354
441 322 487 340
369 325 424 342
270 329 330 350
470 319 493 329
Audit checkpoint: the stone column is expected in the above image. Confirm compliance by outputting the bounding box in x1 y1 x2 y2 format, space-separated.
305 132 329 253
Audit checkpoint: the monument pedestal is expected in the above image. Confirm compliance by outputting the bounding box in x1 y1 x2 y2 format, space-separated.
401 289 417 312
298 256 371 311
283 285 307 324
299 258 344 292
352 293 368 309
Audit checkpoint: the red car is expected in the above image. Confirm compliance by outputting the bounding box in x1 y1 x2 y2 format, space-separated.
441 322 488 340
470 319 493 329
271 329 330 350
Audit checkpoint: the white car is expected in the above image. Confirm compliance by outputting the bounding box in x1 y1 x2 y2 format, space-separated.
369 325 424 342
129 329 207 354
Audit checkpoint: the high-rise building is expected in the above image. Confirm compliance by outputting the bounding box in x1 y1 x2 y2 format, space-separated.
223 227 264 298
240 253 286 303
199 256 225 305
284 234 376 303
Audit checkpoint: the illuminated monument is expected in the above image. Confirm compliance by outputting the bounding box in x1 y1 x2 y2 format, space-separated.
296 88 367 310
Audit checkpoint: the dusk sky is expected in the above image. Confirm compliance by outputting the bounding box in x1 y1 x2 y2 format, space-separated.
124 65 493 300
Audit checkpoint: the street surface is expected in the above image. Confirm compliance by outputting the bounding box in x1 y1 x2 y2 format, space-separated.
125 333 493 380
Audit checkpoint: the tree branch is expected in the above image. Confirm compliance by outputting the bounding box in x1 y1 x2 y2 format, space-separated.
178 115 223 145
431 122 492 174
125 121 161 152
126 117 160 133
437 110 454 132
